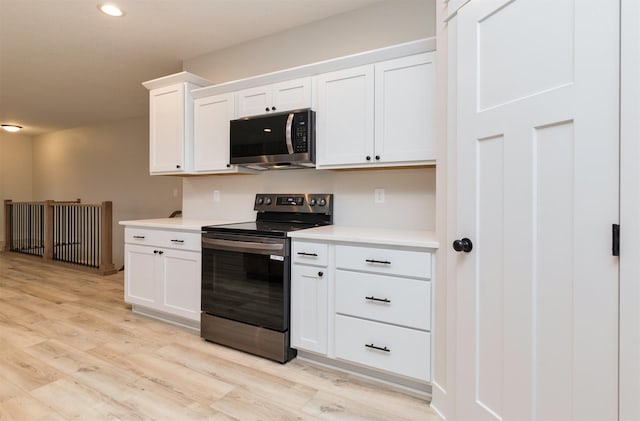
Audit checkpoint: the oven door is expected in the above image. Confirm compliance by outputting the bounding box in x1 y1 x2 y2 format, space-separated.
201 233 290 332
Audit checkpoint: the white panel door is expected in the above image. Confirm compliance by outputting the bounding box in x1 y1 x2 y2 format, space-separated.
620 0 640 419
455 1 619 420
124 244 159 308
161 249 201 322
236 85 272 118
291 264 328 355
316 65 374 167
272 78 312 112
374 52 436 164
149 84 185 173
193 93 235 172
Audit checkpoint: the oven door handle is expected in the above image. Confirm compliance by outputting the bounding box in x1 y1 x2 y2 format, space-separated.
202 237 285 255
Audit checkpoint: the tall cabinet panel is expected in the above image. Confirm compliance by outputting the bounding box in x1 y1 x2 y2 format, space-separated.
374 52 436 163
193 92 236 172
143 71 213 175
316 65 375 167
149 84 187 173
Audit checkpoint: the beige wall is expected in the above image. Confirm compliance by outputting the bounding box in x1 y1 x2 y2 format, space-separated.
184 168 435 230
0 132 34 249
31 117 182 268
182 0 437 231
184 0 436 82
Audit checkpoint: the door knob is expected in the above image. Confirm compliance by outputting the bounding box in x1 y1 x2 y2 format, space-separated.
453 238 473 253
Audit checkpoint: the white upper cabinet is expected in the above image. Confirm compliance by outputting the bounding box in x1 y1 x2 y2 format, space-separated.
316 65 375 167
236 77 312 118
316 52 436 169
374 53 436 164
143 72 213 175
193 92 249 174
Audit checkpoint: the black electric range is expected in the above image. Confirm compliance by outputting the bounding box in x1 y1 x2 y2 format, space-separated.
200 193 333 363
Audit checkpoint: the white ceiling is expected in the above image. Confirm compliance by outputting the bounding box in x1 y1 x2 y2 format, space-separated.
0 0 382 135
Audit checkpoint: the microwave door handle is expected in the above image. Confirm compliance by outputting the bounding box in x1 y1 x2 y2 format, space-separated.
285 113 295 154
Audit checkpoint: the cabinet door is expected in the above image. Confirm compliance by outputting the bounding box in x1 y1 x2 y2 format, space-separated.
124 244 159 308
374 53 436 164
316 65 375 167
193 93 235 172
236 85 273 118
272 78 312 112
291 264 328 355
149 84 185 173
161 249 201 322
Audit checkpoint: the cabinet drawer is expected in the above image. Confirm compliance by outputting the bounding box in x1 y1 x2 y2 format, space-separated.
335 244 431 279
335 315 431 382
125 227 201 251
335 270 431 330
292 241 328 267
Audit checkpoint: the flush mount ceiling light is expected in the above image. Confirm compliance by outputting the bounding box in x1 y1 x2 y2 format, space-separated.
1 124 22 133
98 4 124 17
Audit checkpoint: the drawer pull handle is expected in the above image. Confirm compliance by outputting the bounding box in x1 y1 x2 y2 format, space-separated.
365 259 391 265
133 235 145 239
171 239 185 243
365 296 391 303
365 343 390 353
297 252 318 257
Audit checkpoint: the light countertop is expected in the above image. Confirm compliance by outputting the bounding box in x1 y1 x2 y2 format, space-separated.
288 225 439 249
119 218 239 231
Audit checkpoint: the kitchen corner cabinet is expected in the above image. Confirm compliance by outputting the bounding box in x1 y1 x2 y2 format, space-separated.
291 241 330 355
143 72 212 175
316 52 436 169
124 227 201 327
236 77 312 118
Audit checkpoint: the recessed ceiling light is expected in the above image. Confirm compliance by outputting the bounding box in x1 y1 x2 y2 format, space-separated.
1 124 22 133
98 4 124 17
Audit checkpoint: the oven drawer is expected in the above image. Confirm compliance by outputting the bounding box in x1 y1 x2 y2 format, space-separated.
335 244 431 279
292 240 328 267
335 270 431 331
335 315 431 382
125 227 201 251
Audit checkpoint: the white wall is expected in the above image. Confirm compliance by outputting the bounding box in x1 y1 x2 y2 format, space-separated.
31 117 182 268
184 168 435 230
0 132 34 249
182 0 437 230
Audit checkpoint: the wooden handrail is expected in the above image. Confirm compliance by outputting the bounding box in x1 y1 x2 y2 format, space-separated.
3 199 116 275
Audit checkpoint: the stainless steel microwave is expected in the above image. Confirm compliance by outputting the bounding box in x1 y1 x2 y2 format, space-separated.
229 109 315 170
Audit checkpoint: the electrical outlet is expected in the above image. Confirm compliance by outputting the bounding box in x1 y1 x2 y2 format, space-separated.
213 190 221 202
374 188 385 203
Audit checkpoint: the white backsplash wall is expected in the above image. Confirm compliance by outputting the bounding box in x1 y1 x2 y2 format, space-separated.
183 167 435 230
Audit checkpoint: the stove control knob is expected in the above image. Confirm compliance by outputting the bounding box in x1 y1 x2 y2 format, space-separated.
264 197 272 205
256 197 264 205
318 198 327 207
309 198 317 206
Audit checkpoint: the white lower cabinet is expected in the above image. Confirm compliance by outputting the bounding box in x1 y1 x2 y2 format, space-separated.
290 238 434 387
291 240 329 355
124 227 201 325
335 314 431 382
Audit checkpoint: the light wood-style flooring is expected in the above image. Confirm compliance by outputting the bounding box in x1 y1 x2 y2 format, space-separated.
0 252 438 420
